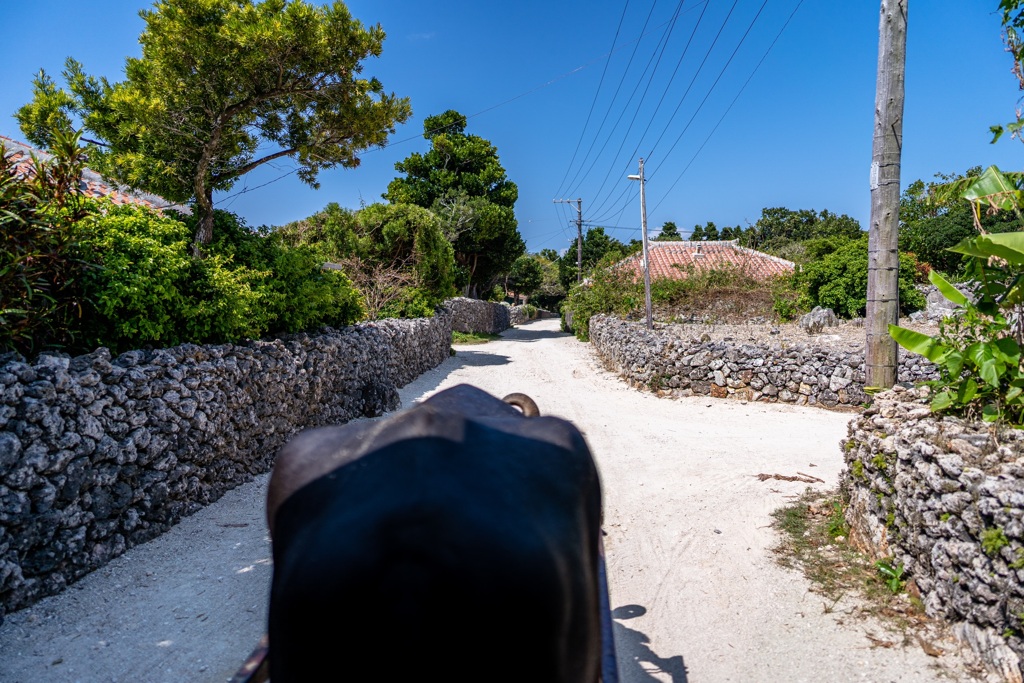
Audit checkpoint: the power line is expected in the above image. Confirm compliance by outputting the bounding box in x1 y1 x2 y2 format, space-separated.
641 0 740 164
647 0 769 178
566 0 686 202
558 1 661 198
579 0 688 215
553 0 632 197
650 0 805 215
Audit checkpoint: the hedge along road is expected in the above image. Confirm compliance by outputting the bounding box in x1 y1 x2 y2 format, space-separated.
0 317 985 682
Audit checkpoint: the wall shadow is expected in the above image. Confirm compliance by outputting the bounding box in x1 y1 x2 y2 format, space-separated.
499 327 571 342
448 349 512 367
612 605 688 683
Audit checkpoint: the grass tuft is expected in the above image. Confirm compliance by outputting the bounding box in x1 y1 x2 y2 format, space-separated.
451 331 501 344
771 489 926 631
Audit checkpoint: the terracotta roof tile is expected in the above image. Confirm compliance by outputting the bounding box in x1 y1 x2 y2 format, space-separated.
0 135 189 213
617 240 794 281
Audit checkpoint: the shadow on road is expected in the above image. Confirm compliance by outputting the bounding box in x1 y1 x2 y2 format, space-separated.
612 604 688 683
448 349 512 367
499 326 572 343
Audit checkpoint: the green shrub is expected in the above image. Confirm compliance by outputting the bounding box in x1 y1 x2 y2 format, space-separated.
75 205 270 353
192 208 363 333
770 273 802 321
562 257 642 341
798 237 925 318
354 203 456 309
276 202 456 318
252 241 363 333
890 168 1024 425
378 286 437 320
0 130 92 357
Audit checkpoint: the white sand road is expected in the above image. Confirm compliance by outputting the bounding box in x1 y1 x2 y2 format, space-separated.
0 318 991 682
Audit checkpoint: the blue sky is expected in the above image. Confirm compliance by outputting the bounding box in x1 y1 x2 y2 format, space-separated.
1 1 1021 253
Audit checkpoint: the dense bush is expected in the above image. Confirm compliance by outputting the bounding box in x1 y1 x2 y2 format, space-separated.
562 259 796 340
276 201 456 319
356 203 456 308
0 132 91 356
892 164 1024 425
562 257 643 341
797 237 925 318
198 209 363 334
74 205 271 353
892 234 1024 424
899 173 1019 275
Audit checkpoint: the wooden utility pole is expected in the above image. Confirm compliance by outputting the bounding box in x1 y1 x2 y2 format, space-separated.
553 198 584 282
866 0 907 389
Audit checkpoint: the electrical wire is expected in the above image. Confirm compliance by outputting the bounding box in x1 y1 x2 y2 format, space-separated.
647 0 770 180
553 0 632 197
558 1 661 198
650 0 805 215
576 0 688 214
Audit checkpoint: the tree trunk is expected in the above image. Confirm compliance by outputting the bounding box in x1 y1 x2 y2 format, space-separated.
191 185 215 257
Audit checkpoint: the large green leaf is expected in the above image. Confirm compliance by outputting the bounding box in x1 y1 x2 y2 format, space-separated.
994 336 1022 364
980 358 1001 387
957 377 979 404
948 231 1024 266
931 391 954 411
947 236 1000 259
927 269 968 306
962 165 1024 212
979 232 1024 265
966 341 990 368
945 350 964 377
889 324 949 362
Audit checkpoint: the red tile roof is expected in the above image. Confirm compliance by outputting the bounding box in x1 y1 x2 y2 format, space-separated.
0 135 189 213
617 240 795 281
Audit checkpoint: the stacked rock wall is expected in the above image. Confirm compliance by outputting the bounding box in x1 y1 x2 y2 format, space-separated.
589 315 938 407
0 308 453 619
509 305 556 326
843 388 1024 682
448 297 511 335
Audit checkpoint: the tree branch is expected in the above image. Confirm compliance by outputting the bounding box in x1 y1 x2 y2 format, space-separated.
212 147 296 183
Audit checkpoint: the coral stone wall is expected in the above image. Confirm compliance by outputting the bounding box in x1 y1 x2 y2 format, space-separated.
590 313 1024 680
447 297 511 335
589 315 938 407
0 308 453 619
842 387 1024 682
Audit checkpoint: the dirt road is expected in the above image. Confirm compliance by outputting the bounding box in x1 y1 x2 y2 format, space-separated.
0 318 986 682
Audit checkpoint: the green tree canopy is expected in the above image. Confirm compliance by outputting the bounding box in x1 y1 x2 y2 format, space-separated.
899 169 1019 274
557 227 632 288
654 221 683 241
531 252 566 310
798 236 925 318
539 248 559 262
275 201 456 318
16 0 411 253
384 110 524 296
506 255 544 302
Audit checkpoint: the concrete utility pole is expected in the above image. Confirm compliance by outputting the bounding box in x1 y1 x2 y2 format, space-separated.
628 159 653 330
553 198 584 282
866 0 907 389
